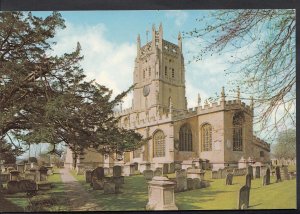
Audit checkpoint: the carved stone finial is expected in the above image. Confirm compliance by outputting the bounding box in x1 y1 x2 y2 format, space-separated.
197 93 201 106
237 86 240 100
221 86 225 101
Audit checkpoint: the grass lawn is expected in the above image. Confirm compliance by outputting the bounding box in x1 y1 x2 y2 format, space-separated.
3 167 69 212
71 170 297 210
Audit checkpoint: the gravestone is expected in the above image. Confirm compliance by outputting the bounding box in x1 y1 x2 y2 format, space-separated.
104 181 117 194
133 162 139 171
143 170 154 180
282 166 289 180
18 179 37 194
211 171 218 179
91 177 104 190
237 185 250 209
200 180 211 188
175 169 187 192
225 173 233 185
275 166 281 182
113 165 122 177
17 164 25 173
264 168 270 186
245 174 251 188
146 176 178 210
92 167 104 179
154 168 163 176
193 178 201 189
174 162 182 171
187 178 193 190
255 166 260 179
10 170 20 181
85 170 92 183
163 163 169 175
247 165 253 179
39 166 48 181
169 162 175 174
7 180 20 194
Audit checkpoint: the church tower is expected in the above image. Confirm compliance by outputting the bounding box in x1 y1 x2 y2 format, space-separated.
132 24 187 115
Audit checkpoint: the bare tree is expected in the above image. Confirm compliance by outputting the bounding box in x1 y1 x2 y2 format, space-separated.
185 9 295 142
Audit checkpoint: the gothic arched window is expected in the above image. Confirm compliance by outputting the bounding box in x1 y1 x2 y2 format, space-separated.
179 124 192 151
201 123 212 151
233 111 245 151
153 130 165 157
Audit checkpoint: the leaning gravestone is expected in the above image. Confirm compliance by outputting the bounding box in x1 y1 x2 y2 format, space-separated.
275 166 281 182
247 165 253 179
154 168 163 176
143 170 154 181
92 167 105 179
245 174 251 188
225 173 233 185
175 169 187 192
163 164 169 175
255 166 260 179
237 185 250 209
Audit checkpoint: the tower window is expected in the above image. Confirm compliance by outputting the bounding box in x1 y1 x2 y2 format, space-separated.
165 66 168 76
143 70 145 79
172 69 175 78
233 111 245 151
179 124 193 151
153 130 165 157
149 67 151 77
201 123 212 151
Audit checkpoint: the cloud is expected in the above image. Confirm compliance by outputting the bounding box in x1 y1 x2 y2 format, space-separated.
165 11 188 27
50 22 135 109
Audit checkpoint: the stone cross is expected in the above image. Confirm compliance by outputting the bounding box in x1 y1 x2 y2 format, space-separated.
237 185 250 209
225 173 233 185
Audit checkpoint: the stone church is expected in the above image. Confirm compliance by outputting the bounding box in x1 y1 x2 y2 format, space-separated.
64 24 271 171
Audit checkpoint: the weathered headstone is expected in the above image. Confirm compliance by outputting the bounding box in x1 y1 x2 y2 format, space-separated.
7 180 20 194
245 174 251 188
247 165 253 179
10 170 20 181
282 166 289 180
264 168 271 185
113 165 122 177
187 178 194 190
17 164 25 173
104 167 109 176
91 177 104 190
255 166 260 179
39 166 48 182
237 185 250 209
154 168 163 176
104 181 117 194
163 163 169 175
275 166 281 182
85 170 92 183
174 162 182 171
200 180 211 188
193 178 201 189
92 167 105 179
133 162 139 171
18 179 37 194
146 176 178 210
143 170 154 180
169 162 175 174
211 171 218 179
175 169 187 192
225 173 233 185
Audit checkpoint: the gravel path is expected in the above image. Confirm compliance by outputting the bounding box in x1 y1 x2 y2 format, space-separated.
59 168 102 211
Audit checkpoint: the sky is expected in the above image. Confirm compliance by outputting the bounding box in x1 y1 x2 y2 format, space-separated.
20 10 294 158
32 10 237 109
